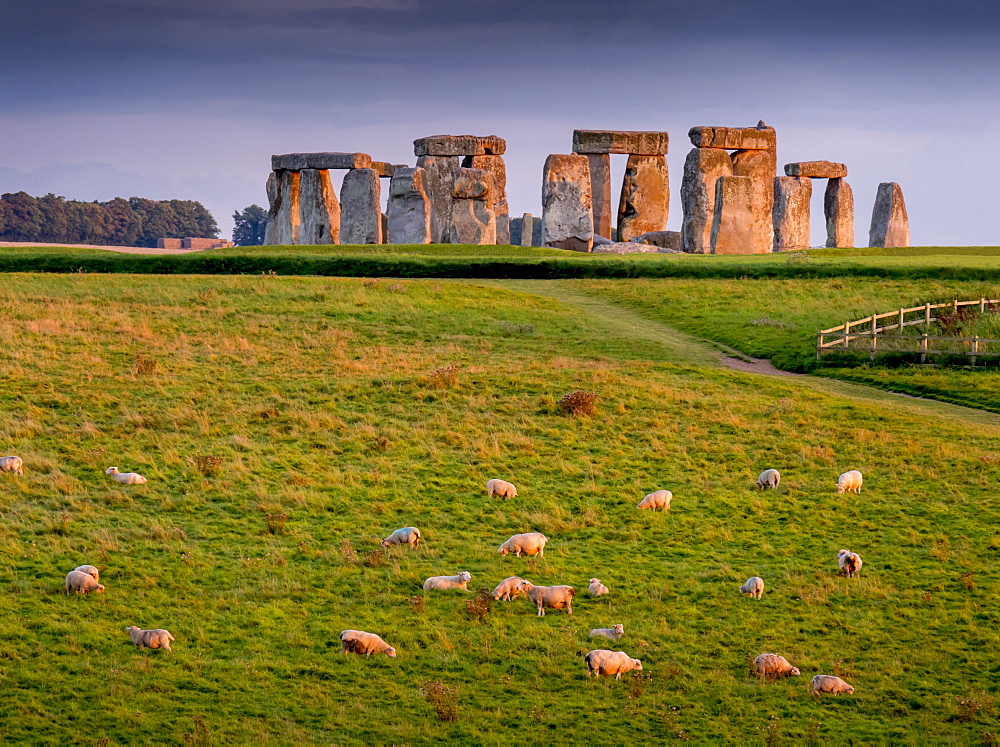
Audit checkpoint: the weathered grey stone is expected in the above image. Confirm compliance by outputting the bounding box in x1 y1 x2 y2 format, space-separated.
772 176 812 252
265 170 301 245
869 182 909 248
444 168 496 245
593 234 613 246
387 167 431 244
340 168 382 244
631 230 681 251
680 148 733 253
413 135 506 157
541 154 593 252
824 178 854 248
271 152 371 171
710 176 755 254
416 155 460 243
617 154 669 242
263 171 279 245
371 162 396 178
381 213 388 245
731 148 776 254
531 218 543 247
463 155 509 244
784 161 847 179
689 125 776 151
572 130 669 155
298 169 340 245
592 241 661 254
583 154 612 240
519 214 534 247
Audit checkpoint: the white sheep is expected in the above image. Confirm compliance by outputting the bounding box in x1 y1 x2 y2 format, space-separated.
811 674 855 695
753 653 800 678
584 649 643 679
739 576 764 599
0 456 24 475
588 578 609 596
637 490 672 511
381 526 421 549
105 466 147 485
516 580 575 616
65 570 105 594
492 576 526 601
422 571 472 591
125 626 173 651
756 469 780 489
339 629 397 658
837 470 863 494
838 549 863 578
73 565 100 582
498 532 548 557
589 624 624 642
487 478 518 500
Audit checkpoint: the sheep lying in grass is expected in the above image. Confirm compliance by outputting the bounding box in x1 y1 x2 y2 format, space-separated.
492 576 525 601
838 549 863 578
422 571 472 591
739 576 764 599
0 456 23 475
65 570 105 594
589 624 624 642
811 674 855 695
588 578 609 596
73 565 100 582
105 467 147 485
754 653 800 678
487 478 518 499
837 470 863 494
125 626 173 651
756 469 780 489
516 580 574 616
637 490 672 511
498 532 548 557
381 526 421 549
584 649 643 679
339 629 397 658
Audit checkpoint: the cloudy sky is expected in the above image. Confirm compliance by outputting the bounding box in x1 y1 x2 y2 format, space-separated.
1 0 998 245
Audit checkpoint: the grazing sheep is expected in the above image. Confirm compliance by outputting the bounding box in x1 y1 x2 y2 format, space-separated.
125 626 173 651
492 576 526 601
837 470 863 494
637 490 672 511
838 549 863 578
65 570 105 594
588 578 609 596
739 576 765 599
584 649 643 679
589 624 625 642
73 565 100 582
487 478 518 500
422 571 472 591
498 532 548 558
811 674 855 695
0 456 23 475
516 580 575 616
339 629 397 658
753 653 800 678
105 467 147 485
756 469 780 489
381 526 421 549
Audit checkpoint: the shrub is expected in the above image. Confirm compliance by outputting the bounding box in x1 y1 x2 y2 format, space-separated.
421 680 458 722
425 363 459 389
340 540 358 564
557 389 598 416
463 588 494 622
192 455 223 476
263 512 287 535
409 595 426 613
133 354 158 375
364 549 386 567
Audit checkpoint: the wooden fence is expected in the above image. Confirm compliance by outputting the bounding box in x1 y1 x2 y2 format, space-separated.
817 298 1000 363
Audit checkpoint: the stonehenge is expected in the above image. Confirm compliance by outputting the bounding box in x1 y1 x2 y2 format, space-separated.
340 168 382 245
445 168 497 245
541 154 593 252
386 167 431 244
772 176 812 252
780 161 854 249
869 182 910 248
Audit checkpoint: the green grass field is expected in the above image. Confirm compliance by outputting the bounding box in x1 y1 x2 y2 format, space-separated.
1 273 999 743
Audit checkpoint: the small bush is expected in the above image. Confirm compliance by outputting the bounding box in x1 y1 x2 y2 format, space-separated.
425 363 459 389
340 540 358 564
263 512 287 535
557 389 598 417
409 595 426 613
421 680 458 722
192 455 223 476
364 548 386 567
133 354 158 376
627 670 652 700
463 588 494 622
960 571 976 590
955 690 995 723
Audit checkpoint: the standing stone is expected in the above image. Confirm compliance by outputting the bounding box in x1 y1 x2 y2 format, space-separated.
416 155 460 243
617 154 669 242
463 155 509 244
263 171 279 245
265 170 301 246
520 213 534 247
340 168 382 244
386 167 431 244
445 168 496 245
730 148 776 254
772 176 812 251
824 178 854 248
541 154 593 252
710 176 755 254
869 182 910 247
584 154 613 241
680 148 733 253
298 169 340 245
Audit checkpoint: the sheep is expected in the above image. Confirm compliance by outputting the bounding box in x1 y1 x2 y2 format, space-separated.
339 629 397 658
65 570 105 594
753 653 800 678
73 565 100 582
516 580 575 616
487 478 518 500
637 489 672 511
589 624 625 642
838 549 863 578
381 526 421 549
756 469 780 489
422 571 472 591
492 576 526 601
0 456 23 475
811 674 855 696
588 578 609 596
739 576 765 599
584 649 643 679
837 470 863 494
105 466 147 485
498 532 548 558
125 626 174 651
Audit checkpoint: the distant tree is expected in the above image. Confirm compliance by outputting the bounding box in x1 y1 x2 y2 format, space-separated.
232 205 268 246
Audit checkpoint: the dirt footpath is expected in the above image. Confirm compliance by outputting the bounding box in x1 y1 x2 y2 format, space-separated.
0 241 209 255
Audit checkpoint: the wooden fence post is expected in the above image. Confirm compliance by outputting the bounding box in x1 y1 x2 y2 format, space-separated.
972 336 979 366
898 307 904 332
925 302 931 327
921 333 928 363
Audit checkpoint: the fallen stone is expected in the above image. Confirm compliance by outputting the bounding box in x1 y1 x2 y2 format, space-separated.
710 175 755 254
298 169 340 245
416 155 460 243
386 167 431 244
541 154 593 252
413 135 506 157
868 182 909 247
463 155 509 244
824 177 854 248
265 170 301 245
631 230 681 251
593 234 613 246
271 152 372 171
731 148 776 254
772 176 812 251
688 125 776 151
680 147 733 253
617 154 669 242
592 241 661 254
784 161 847 179
572 130 669 155
519 214 534 247
583 154 612 240
340 168 382 244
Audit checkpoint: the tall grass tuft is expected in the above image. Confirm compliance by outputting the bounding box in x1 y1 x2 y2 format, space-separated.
463 588 494 622
262 512 287 535
192 455 224 476
421 680 459 722
133 354 159 375
557 389 598 416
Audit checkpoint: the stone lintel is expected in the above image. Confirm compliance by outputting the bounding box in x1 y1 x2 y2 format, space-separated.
413 135 506 157
572 130 669 155
271 152 372 171
688 126 776 151
784 161 847 179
